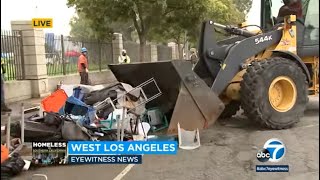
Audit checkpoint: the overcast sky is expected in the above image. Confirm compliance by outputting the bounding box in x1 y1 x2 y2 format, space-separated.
1 0 262 35
246 0 261 27
1 0 75 35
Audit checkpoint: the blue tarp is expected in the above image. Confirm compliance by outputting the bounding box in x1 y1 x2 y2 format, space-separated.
59 96 96 125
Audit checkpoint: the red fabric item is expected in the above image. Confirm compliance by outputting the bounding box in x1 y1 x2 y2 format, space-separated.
65 50 81 57
41 89 68 113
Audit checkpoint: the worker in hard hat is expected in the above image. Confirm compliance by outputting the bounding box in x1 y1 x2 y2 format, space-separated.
77 47 89 85
118 49 131 64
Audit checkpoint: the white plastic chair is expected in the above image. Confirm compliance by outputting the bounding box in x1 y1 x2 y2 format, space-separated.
177 123 201 150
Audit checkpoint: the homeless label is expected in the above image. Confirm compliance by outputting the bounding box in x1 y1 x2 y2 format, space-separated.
67 141 177 155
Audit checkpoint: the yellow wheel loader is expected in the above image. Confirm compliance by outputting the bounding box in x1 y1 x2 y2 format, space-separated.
109 0 319 134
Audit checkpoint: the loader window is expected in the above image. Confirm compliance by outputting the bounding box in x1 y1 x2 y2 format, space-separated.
303 0 319 45
263 0 274 30
263 0 305 31
263 0 285 30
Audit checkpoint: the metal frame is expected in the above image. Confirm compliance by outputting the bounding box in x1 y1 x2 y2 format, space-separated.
5 113 11 149
93 78 162 112
109 78 162 112
5 103 41 156
119 78 162 141
93 78 162 141
20 103 42 144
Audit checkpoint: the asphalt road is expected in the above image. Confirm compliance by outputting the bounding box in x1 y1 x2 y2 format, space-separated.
9 96 319 180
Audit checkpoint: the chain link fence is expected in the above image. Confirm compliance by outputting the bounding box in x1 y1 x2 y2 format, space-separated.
1 31 174 80
45 34 113 76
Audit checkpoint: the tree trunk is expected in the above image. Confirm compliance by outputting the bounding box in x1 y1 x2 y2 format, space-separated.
139 35 146 62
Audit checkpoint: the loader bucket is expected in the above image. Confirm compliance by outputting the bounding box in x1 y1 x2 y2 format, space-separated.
109 60 225 135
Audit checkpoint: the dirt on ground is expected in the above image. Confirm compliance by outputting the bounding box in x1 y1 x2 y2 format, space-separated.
4 96 319 180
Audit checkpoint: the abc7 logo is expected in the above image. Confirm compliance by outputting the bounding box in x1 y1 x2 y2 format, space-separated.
256 139 286 162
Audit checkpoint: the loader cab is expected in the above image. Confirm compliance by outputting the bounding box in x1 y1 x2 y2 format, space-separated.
259 0 319 56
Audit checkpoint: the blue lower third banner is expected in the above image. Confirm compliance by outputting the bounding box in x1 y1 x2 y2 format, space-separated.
256 165 289 172
68 155 142 164
67 141 177 155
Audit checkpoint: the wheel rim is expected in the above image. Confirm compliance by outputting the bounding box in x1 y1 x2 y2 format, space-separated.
268 76 297 112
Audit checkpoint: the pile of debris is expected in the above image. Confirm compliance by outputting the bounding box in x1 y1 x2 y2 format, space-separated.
1 79 175 178
8 79 169 142
1 78 204 178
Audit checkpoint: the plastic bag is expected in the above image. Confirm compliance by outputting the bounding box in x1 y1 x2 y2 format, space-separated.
1 153 25 178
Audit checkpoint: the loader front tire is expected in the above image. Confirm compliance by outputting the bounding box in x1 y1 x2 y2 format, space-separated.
240 58 308 129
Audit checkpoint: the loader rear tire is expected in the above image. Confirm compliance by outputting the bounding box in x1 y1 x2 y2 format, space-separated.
240 58 308 129
220 101 241 119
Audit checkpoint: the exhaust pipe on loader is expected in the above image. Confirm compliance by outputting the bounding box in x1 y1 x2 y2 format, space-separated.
109 60 225 135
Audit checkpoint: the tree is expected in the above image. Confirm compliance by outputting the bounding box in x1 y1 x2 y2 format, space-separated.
149 0 249 56
150 23 185 59
199 0 252 40
68 0 161 62
233 0 252 14
149 0 208 59
69 12 114 42
67 0 250 61
70 12 135 42
67 0 211 62
108 21 136 42
206 0 246 25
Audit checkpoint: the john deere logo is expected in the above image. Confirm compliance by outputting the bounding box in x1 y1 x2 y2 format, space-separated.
32 18 53 28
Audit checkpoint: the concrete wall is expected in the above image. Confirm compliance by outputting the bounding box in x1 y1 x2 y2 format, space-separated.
11 21 50 98
5 70 117 104
47 70 117 92
4 80 32 103
112 33 123 63
157 45 172 61
150 44 158 62
144 45 151 62
123 42 140 63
